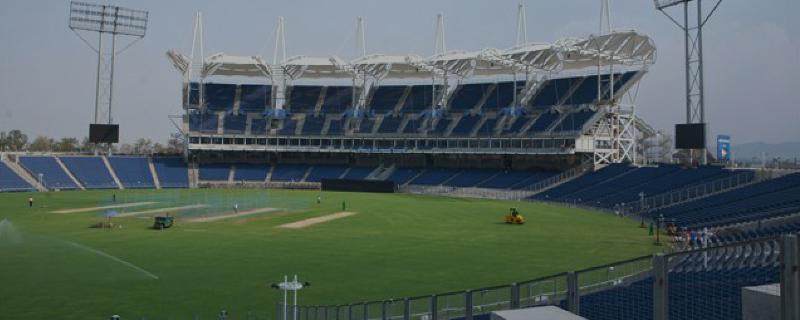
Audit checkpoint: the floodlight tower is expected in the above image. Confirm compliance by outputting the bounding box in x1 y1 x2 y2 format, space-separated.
69 2 148 147
654 0 723 164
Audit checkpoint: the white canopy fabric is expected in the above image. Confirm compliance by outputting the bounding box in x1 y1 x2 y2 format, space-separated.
167 31 655 80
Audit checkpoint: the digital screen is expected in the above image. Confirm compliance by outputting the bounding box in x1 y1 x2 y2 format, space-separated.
675 123 706 149
89 124 120 143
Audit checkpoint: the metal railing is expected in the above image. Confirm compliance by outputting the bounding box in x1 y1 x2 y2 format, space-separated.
631 171 758 214
290 234 800 320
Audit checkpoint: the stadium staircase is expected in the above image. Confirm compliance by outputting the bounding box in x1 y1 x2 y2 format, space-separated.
102 156 124 190
54 156 85 190
228 165 236 183
148 158 162 189
2 158 46 192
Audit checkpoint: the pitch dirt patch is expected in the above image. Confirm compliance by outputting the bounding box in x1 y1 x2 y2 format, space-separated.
182 207 280 223
115 204 209 217
51 202 157 214
277 211 357 229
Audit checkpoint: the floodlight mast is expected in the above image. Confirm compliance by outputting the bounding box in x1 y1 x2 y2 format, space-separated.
654 0 722 165
68 1 148 136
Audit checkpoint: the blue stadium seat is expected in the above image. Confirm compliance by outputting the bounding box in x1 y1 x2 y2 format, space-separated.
343 167 375 180
305 165 349 182
450 114 481 137
19 156 78 189
321 86 353 114
386 168 422 185
474 117 498 137
0 161 34 192
357 118 376 134
484 81 523 110
449 83 491 111
204 83 236 111
443 169 500 187
107 157 155 188
302 116 325 135
187 82 200 108
326 118 344 135
428 118 451 136
59 156 118 189
550 110 596 132
223 113 247 134
152 157 189 188
278 118 298 135
368 86 406 113
239 84 271 112
270 164 310 182
403 117 423 134
250 118 268 135
528 112 561 134
501 116 530 136
378 115 403 134
199 163 230 181
287 86 323 113
409 168 460 185
189 113 219 133
233 163 270 182
402 85 439 112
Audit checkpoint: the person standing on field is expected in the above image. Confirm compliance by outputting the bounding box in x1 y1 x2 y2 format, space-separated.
28 197 34 208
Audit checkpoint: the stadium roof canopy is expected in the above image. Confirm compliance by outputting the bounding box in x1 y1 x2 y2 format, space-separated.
167 31 655 80
351 54 437 81
167 50 272 78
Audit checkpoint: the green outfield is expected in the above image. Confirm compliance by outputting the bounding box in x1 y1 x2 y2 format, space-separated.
0 189 659 319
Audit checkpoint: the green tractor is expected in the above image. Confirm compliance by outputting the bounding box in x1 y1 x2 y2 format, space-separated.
153 215 174 230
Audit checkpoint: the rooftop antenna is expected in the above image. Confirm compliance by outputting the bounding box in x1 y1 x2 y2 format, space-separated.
355 17 366 59
655 0 724 165
273 16 287 65
515 2 528 46
434 13 446 55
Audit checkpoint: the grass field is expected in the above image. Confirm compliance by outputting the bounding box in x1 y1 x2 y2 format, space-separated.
0 189 661 319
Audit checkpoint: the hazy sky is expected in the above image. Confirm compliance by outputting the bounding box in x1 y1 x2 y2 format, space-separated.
1 0 798 144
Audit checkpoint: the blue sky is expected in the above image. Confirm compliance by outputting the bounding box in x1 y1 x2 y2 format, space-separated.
0 0 798 144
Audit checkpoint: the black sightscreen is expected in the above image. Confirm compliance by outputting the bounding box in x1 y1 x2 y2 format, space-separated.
89 124 120 143
321 179 396 193
675 123 706 149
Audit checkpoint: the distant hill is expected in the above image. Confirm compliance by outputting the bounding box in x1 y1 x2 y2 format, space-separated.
732 141 800 161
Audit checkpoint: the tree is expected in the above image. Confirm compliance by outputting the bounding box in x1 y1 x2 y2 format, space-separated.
80 137 96 153
5 129 27 151
55 137 79 152
29 136 54 152
167 133 185 154
133 138 153 154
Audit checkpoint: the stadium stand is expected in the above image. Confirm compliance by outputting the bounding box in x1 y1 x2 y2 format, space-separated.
287 86 322 113
278 118 298 135
198 163 231 181
59 156 118 189
233 163 270 182
408 168 460 185
402 85 438 112
223 113 247 134
302 115 325 135
321 86 353 114
367 86 405 113
442 169 498 187
528 112 561 134
152 157 189 188
239 84 270 112
550 110 596 133
270 164 310 182
377 115 403 134
204 83 236 111
0 161 34 192
18 156 79 189
386 168 422 185
650 173 800 228
449 83 490 111
450 114 481 137
484 81 522 110
326 118 344 135
428 118 451 136
305 165 349 182
189 113 219 133
342 167 375 180
107 157 155 188
250 118 268 135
